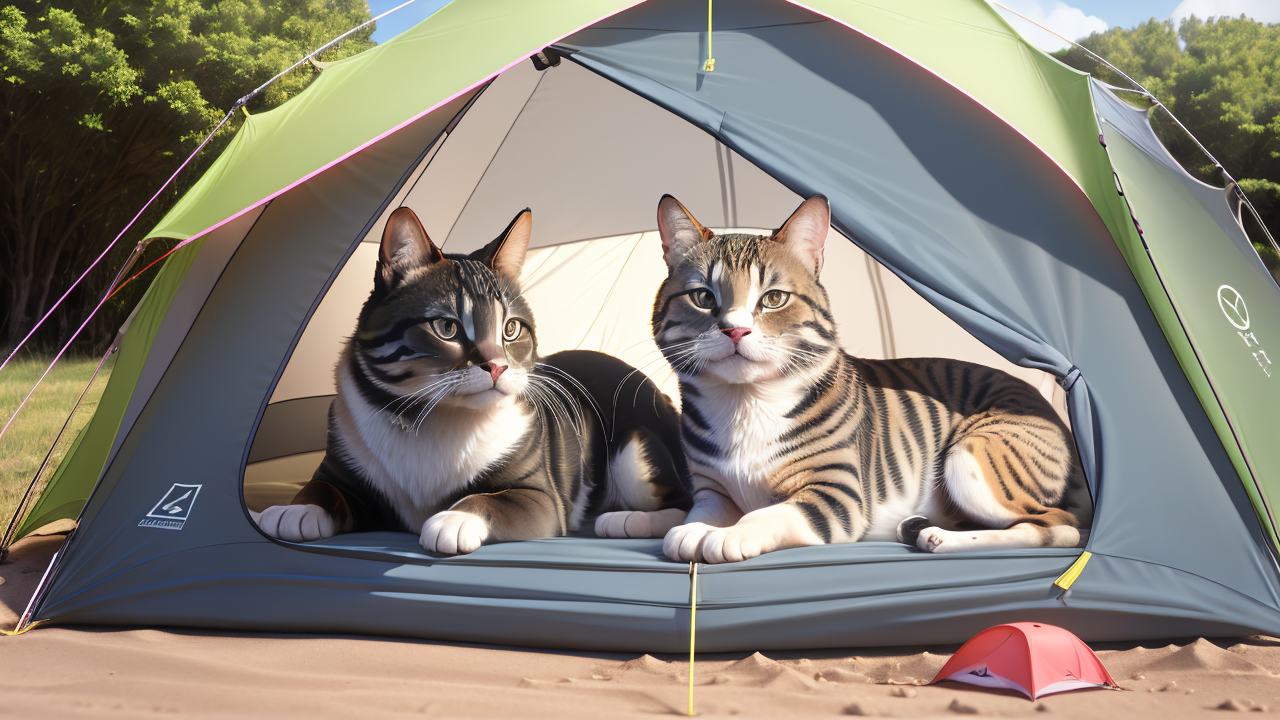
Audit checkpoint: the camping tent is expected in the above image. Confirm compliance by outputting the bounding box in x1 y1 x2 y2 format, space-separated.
6 0 1280 651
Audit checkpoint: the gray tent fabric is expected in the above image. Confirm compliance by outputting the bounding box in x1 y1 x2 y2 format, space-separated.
436 61 800 251
104 208 265 469
25 0 1280 650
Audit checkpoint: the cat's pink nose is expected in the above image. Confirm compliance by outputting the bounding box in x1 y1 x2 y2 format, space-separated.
722 327 752 345
480 362 507 384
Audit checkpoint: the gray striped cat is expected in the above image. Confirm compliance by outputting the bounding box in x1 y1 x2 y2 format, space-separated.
610 194 1090 564
253 207 690 554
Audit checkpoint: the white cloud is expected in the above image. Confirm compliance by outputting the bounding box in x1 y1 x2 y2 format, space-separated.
1171 0 1280 27
988 0 1109 52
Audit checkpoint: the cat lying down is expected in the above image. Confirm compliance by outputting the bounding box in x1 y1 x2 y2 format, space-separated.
606 194 1092 563
253 207 690 554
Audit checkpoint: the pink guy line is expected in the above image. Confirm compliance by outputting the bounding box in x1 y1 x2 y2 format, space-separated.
0 2 645 444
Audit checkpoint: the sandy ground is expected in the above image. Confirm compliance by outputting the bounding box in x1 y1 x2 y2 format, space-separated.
4 535 1280 719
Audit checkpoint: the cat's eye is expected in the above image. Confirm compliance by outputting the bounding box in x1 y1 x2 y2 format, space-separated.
689 289 715 309
432 318 458 340
503 318 523 342
761 290 790 310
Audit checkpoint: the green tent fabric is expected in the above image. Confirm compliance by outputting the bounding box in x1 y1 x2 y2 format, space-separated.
12 241 205 540
6 0 1280 651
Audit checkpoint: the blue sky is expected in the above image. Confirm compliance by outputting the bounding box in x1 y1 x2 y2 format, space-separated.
367 0 450 45
1049 0 1183 30
992 0 1279 51
366 0 1278 48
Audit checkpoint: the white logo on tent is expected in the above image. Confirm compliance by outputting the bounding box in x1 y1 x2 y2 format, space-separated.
1218 285 1250 330
1219 285 1272 378
139 483 202 530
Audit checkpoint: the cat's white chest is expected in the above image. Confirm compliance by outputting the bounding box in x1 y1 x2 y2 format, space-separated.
336 367 531 530
693 381 801 512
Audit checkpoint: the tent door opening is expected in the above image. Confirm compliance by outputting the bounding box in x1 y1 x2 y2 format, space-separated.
242 57 1082 548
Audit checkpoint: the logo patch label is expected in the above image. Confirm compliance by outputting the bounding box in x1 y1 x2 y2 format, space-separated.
139 483 202 530
1218 285 1250 330
1218 284 1272 378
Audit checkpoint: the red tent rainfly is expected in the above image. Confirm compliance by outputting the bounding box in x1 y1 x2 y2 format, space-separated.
932 623 1119 700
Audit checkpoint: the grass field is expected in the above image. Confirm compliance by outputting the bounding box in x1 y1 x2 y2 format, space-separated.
0 356 112 534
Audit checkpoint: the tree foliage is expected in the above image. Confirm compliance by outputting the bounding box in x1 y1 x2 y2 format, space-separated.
0 0 372 350
1056 16 1280 261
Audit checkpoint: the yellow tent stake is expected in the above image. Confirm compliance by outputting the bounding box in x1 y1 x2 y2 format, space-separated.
688 561 698 716
1053 550 1091 590
703 0 715 72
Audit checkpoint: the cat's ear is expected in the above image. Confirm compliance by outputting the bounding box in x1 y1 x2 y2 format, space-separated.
773 195 830 275
379 207 445 285
475 208 532 279
657 195 711 267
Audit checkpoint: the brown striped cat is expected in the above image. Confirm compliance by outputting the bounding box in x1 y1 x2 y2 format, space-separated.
609 194 1090 564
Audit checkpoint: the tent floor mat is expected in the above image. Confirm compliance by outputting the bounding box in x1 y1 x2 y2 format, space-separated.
299 531 1084 573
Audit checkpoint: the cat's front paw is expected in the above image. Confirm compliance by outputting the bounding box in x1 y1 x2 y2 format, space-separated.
255 504 336 542
421 510 490 555
663 522 716 561
596 508 689 538
699 526 764 564
596 511 644 538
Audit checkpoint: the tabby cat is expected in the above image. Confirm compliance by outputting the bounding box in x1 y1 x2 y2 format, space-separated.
608 194 1090 564
253 207 690 554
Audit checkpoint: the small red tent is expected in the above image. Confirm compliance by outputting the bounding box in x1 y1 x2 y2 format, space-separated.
932 623 1119 699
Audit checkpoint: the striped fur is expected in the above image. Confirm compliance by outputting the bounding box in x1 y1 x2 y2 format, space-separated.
647 195 1091 563
253 207 690 554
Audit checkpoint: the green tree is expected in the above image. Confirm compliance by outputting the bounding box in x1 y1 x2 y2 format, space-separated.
0 0 373 350
1056 16 1280 264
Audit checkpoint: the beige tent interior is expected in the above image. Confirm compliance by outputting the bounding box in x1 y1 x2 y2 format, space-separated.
241 58 1069 512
